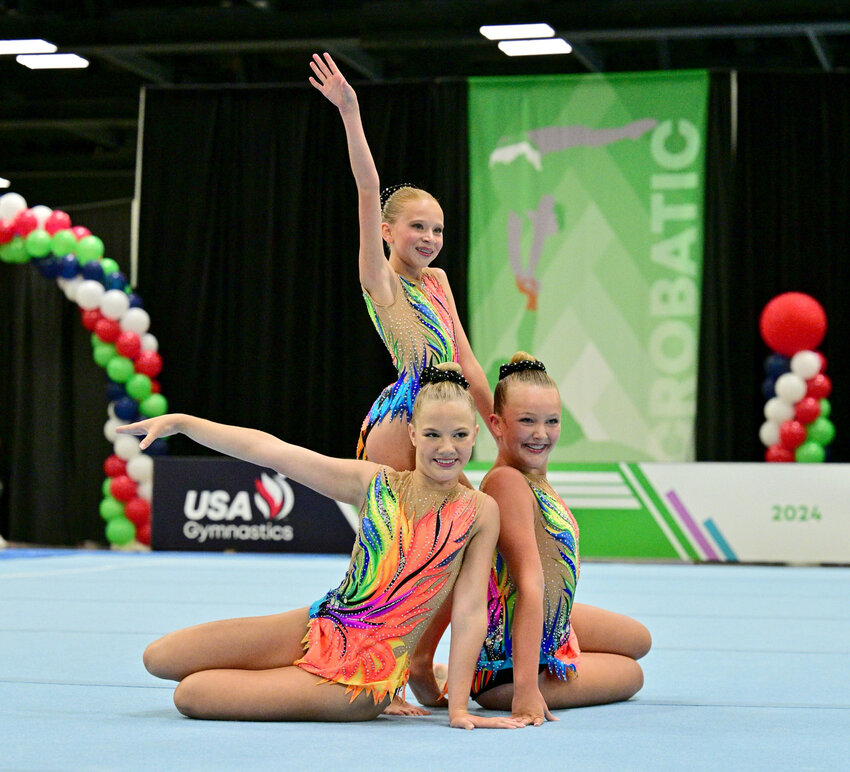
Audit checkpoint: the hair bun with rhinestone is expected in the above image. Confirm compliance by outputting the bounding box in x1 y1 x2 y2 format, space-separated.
498 359 547 381
380 182 417 210
420 364 470 390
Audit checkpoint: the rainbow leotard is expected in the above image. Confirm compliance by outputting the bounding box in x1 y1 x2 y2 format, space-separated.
473 471 580 693
295 467 483 703
356 269 458 459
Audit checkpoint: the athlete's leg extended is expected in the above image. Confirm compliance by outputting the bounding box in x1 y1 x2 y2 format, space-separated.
174 664 390 721
143 607 311 681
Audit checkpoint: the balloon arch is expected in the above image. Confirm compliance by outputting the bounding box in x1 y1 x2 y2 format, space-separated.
0 191 167 548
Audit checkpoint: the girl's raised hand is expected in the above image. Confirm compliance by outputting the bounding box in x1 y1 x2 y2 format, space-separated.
115 414 184 450
308 52 357 112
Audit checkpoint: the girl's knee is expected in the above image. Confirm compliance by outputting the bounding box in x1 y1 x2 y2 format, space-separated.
632 623 652 660
143 637 180 681
173 673 205 718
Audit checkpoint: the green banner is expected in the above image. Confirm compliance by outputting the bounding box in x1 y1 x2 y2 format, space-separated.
469 71 708 462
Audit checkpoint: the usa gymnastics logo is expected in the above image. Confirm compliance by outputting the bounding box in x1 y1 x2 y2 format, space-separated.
182 472 295 544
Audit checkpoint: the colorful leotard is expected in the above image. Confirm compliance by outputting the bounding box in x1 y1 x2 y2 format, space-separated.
473 470 581 694
356 269 458 459
295 467 484 703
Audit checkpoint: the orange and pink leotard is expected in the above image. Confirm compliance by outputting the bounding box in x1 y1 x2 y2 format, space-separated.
356 269 458 459
295 467 485 703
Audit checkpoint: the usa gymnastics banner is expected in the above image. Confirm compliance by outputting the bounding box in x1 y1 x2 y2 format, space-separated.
468 71 708 462
151 457 358 553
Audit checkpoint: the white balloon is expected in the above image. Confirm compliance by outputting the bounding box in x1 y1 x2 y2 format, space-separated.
107 401 118 421
137 481 153 501
140 333 159 352
75 279 106 310
120 307 151 335
0 192 27 220
100 289 131 320
774 372 807 404
759 420 780 448
126 454 154 483
114 433 142 460
29 204 53 228
62 275 84 303
103 418 128 443
764 397 794 423
790 350 821 380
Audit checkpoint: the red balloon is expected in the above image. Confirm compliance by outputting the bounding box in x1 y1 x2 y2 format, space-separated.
136 521 151 546
816 352 828 373
71 225 91 239
80 308 103 331
779 419 807 450
95 317 122 343
794 397 820 425
765 444 795 462
13 208 38 237
150 379 161 394
115 330 142 358
44 210 72 235
134 350 162 377
103 454 127 477
125 497 151 527
759 292 827 357
0 218 14 244
110 475 138 503
806 373 832 400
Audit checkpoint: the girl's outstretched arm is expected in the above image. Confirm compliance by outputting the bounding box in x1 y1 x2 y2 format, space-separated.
430 267 495 431
115 413 380 506
309 52 395 305
446 496 525 730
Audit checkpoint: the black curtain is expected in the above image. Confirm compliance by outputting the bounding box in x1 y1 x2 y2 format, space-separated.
0 200 132 544
136 81 469 460
697 72 850 462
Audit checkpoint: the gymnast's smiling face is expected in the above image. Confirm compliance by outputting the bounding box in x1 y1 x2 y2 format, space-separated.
490 383 561 474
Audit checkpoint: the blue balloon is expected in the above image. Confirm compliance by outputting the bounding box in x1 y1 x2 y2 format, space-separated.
34 256 61 278
59 254 80 279
764 353 790 379
105 270 128 291
761 376 777 400
81 261 105 282
128 293 144 308
114 396 139 421
106 380 126 402
143 438 169 456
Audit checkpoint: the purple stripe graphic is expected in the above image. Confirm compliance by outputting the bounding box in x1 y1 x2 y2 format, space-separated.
665 490 719 561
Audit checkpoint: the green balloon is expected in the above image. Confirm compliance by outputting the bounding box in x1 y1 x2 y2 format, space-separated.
106 355 135 383
93 342 117 368
807 416 835 446
819 398 831 419
795 441 825 463
105 516 136 545
140 393 168 418
99 495 125 521
51 228 78 256
126 373 153 401
2 236 28 263
0 241 14 263
101 257 120 275
102 478 113 497
24 228 52 258
76 235 105 265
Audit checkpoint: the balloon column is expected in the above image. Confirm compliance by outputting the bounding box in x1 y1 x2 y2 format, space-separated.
759 292 834 463
0 191 166 547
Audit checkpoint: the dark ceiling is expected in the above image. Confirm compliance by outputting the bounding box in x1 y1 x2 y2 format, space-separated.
3 0 850 206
